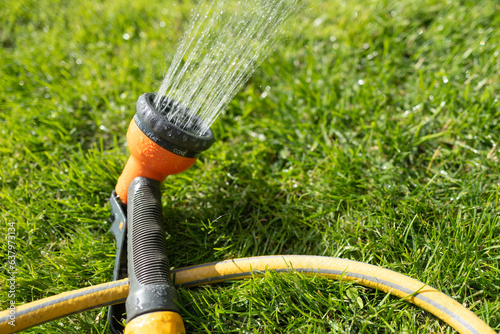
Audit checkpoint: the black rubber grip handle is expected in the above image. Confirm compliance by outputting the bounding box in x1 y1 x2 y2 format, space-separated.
125 177 179 322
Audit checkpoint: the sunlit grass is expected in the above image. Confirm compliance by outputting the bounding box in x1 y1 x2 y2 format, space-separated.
1 0 499 332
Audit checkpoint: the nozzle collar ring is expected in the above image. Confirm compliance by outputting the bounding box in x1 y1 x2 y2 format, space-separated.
135 93 215 158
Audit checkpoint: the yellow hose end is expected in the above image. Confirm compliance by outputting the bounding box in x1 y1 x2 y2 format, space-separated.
124 311 185 334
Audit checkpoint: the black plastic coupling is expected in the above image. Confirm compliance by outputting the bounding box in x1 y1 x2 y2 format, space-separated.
125 177 179 322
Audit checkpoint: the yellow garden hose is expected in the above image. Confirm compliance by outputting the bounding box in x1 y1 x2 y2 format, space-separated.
0 255 496 334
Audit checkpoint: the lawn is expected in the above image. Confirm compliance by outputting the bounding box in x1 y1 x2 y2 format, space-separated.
1 0 499 333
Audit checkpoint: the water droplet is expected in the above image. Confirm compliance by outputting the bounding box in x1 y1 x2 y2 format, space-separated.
480 40 485 46
313 17 323 27
443 76 448 83
19 81 24 86
123 33 130 40
76 59 83 65
440 170 448 175
362 43 370 49
358 79 365 85
159 21 166 28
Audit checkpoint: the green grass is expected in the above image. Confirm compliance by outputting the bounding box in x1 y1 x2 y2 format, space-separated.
1 0 499 332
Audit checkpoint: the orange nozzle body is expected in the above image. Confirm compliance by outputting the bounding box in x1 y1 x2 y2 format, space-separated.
115 118 197 204
115 93 214 204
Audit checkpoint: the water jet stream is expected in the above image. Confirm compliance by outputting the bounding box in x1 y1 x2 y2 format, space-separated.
155 0 300 136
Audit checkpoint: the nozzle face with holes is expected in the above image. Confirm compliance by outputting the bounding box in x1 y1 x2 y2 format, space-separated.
125 177 179 322
115 93 215 204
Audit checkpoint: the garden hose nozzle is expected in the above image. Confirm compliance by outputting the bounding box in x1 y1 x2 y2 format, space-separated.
110 93 214 333
115 93 215 204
